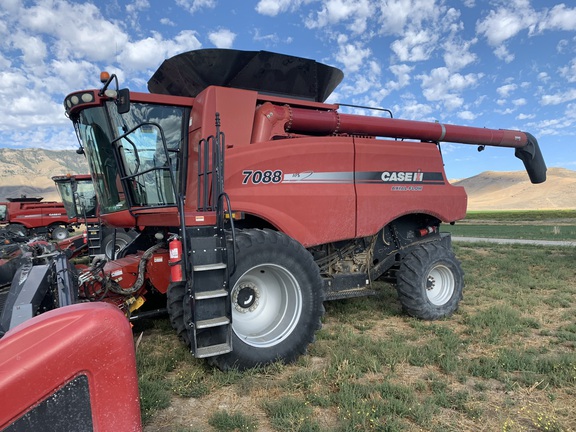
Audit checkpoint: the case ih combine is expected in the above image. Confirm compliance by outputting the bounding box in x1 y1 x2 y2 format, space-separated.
0 196 75 240
1 50 546 377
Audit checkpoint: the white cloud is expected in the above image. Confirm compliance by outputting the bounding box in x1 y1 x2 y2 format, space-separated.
334 36 371 73
418 67 483 110
208 29 236 49
160 18 176 26
391 29 438 62
443 37 477 70
476 5 534 46
122 30 201 71
458 110 477 120
493 45 515 63
18 1 129 63
11 32 47 66
126 0 150 14
175 0 216 14
517 113 535 120
394 97 435 121
538 72 550 83
377 0 441 36
388 64 414 90
541 88 576 105
497 83 517 97
255 0 306 16
513 98 527 106
305 0 371 34
559 59 576 83
538 4 576 32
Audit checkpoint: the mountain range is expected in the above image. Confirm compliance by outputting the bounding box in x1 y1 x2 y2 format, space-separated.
0 148 574 210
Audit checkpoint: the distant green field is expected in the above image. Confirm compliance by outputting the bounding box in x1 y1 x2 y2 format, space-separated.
440 210 576 241
463 209 576 222
442 223 576 241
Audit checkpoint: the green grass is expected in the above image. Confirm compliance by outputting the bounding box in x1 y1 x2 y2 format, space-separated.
463 209 576 221
442 209 576 240
442 223 576 240
136 213 576 431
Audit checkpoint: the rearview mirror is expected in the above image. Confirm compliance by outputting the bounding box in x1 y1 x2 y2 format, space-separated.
116 88 130 114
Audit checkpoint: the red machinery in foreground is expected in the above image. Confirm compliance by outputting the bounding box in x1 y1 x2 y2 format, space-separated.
1 49 546 374
0 303 141 431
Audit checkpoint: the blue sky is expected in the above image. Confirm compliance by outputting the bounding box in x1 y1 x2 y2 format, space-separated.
1 0 575 180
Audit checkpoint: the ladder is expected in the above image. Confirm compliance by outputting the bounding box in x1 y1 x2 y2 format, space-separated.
85 222 102 258
186 225 232 358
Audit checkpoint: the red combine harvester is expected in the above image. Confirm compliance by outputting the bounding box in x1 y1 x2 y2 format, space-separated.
0 196 76 240
1 49 547 375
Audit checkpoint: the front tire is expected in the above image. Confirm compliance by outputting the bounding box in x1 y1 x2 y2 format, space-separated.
211 229 324 370
396 242 464 320
166 282 189 345
7 224 27 237
51 226 69 241
102 231 133 259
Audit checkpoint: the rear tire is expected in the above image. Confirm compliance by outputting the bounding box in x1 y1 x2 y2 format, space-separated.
210 229 324 371
396 242 463 320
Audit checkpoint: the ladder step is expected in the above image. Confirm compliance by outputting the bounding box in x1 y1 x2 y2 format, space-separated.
196 316 230 329
195 343 232 358
195 289 228 300
193 262 227 272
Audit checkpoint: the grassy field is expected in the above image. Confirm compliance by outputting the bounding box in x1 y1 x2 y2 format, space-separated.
136 236 576 431
442 209 576 241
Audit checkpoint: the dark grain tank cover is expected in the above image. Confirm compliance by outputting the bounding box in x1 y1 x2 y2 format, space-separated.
148 49 344 102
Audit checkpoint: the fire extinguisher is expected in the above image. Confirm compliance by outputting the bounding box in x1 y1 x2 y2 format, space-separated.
169 235 183 283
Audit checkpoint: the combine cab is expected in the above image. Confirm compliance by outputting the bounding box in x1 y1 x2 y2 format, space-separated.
3 49 546 372
52 174 137 259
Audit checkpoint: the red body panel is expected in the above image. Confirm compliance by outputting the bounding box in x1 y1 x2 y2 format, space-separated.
146 248 170 293
0 303 142 431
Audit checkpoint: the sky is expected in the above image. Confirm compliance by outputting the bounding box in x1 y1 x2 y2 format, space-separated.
0 0 575 180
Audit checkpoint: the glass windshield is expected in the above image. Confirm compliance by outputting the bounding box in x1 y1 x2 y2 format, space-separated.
74 102 186 213
75 106 126 214
0 204 6 222
73 180 97 218
56 181 77 218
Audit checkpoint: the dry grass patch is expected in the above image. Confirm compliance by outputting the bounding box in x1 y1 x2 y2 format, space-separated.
139 242 576 432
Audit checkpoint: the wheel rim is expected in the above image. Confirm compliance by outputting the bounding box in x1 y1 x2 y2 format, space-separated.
231 263 302 348
105 237 129 259
426 264 455 305
52 228 68 241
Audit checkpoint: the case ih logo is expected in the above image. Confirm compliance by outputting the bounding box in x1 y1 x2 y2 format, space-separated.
381 171 424 182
